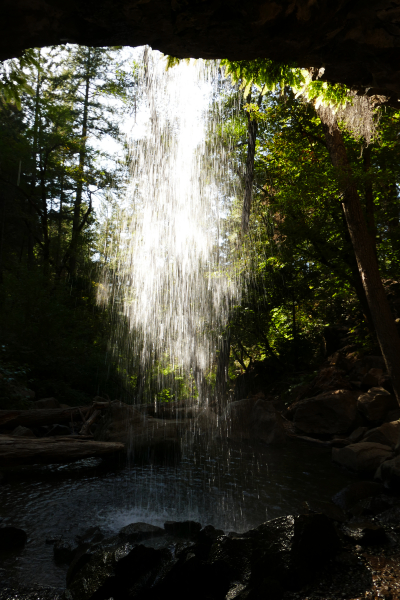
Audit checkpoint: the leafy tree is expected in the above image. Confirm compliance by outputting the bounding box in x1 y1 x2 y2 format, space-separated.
221 58 400 405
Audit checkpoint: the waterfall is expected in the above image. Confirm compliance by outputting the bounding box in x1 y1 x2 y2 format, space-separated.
99 48 240 404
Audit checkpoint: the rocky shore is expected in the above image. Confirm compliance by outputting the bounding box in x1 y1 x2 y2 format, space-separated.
2 478 400 600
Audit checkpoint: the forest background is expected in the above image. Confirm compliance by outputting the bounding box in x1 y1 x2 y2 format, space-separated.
1 45 400 410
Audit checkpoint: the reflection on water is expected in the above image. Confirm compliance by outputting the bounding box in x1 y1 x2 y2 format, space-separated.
0 439 358 587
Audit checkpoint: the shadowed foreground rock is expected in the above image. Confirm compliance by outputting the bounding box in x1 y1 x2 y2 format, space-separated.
63 514 340 600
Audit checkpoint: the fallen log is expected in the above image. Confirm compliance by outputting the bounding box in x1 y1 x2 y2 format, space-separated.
80 409 101 436
0 435 125 466
0 407 91 429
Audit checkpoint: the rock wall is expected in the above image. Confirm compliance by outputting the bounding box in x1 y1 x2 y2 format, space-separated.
2 1 400 96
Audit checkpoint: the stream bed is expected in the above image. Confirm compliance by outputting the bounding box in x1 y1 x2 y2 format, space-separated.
0 438 359 588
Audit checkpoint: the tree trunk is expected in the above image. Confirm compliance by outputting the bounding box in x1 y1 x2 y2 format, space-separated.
318 112 400 404
69 49 91 276
242 94 258 232
338 203 375 331
0 192 5 284
28 51 42 268
363 146 377 256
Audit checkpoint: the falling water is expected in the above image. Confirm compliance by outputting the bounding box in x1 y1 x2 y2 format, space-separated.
99 48 240 401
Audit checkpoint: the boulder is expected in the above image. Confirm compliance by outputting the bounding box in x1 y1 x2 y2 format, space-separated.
375 505 400 523
385 408 400 422
223 398 258 440
357 387 398 422
332 442 393 473
293 390 358 435
75 527 104 546
35 397 60 409
95 402 184 464
350 495 393 517
65 540 172 600
223 398 286 444
245 513 341 591
347 426 368 443
332 481 385 511
249 400 286 444
375 455 400 490
0 526 27 551
11 425 35 437
118 522 166 543
361 368 384 389
363 420 400 449
164 520 202 538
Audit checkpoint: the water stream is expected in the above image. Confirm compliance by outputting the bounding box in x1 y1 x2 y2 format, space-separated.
99 49 240 395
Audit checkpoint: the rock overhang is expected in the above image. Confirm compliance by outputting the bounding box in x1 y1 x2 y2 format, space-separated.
1 0 400 97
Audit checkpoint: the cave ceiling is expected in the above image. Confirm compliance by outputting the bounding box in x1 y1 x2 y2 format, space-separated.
2 0 400 97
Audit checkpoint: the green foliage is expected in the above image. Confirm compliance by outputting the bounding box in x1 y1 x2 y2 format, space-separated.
0 49 39 108
221 58 304 96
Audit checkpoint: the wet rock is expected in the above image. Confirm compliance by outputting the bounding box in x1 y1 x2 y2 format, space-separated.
332 442 393 473
303 499 347 522
340 521 389 546
245 513 341 591
118 522 166 543
0 526 27 551
11 425 35 437
155 542 240 600
35 398 60 409
65 541 172 600
195 525 224 559
75 527 104 546
332 481 385 511
351 494 393 517
164 520 202 538
64 514 342 600
54 540 74 564
66 547 97 588
357 387 398 422
375 454 400 490
292 389 358 435
363 420 400 449
0 584 63 600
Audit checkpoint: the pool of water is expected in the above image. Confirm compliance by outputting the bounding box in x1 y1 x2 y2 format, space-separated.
0 438 359 588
